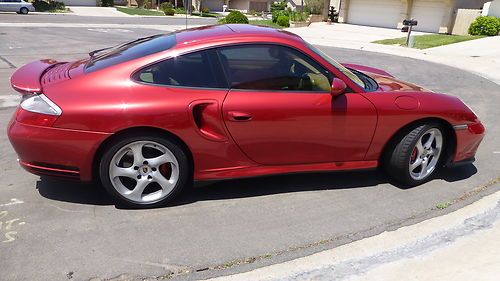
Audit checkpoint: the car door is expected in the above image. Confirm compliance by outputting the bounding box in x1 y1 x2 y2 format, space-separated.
0 0 8 11
219 44 377 165
6 0 20 12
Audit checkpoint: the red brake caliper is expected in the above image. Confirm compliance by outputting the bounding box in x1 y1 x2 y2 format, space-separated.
410 147 417 163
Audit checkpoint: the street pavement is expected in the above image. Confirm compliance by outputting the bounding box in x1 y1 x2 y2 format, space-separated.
0 14 499 281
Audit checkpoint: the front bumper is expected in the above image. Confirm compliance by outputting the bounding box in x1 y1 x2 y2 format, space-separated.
7 114 111 181
452 122 485 164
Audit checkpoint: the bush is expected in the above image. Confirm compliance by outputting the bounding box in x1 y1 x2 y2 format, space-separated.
163 7 175 15
175 7 186 14
304 0 323 15
468 16 500 36
277 15 290 27
160 1 174 15
270 0 286 12
290 11 308 22
272 10 288 23
32 0 65 11
201 7 210 13
223 10 249 24
159 1 173 10
101 0 113 7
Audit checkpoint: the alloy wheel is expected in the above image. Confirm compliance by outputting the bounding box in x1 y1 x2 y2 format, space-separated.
409 128 443 180
108 141 179 203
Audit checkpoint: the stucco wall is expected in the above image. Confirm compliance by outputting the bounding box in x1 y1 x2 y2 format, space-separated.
485 0 500 17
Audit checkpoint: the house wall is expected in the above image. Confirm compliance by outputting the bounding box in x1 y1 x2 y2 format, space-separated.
229 0 249 10
485 0 500 17
61 0 97 6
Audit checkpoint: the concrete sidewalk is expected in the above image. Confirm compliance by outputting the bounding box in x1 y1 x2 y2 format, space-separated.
68 6 131 17
286 23 500 85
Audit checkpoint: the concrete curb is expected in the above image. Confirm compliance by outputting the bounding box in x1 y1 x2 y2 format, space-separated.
202 187 500 281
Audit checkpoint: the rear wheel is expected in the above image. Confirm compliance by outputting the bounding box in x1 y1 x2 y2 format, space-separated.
20 7 29 14
385 124 445 186
99 135 190 208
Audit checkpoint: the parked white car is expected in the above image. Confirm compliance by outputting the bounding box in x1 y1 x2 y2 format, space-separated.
0 0 35 14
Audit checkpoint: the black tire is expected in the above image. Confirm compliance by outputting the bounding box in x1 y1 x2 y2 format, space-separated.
99 134 190 208
385 123 445 186
20 7 29 14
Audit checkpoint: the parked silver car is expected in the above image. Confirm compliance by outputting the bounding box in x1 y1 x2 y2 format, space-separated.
0 0 35 14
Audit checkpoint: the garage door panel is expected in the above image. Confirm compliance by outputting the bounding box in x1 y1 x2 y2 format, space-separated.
347 0 402 29
411 1 449 32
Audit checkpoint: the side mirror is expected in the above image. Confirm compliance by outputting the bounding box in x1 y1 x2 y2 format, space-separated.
331 78 347 97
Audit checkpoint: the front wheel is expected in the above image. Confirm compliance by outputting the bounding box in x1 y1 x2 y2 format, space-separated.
99 135 190 208
20 7 29 14
385 124 445 186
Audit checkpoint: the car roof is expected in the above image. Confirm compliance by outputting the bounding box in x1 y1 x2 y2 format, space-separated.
175 24 304 46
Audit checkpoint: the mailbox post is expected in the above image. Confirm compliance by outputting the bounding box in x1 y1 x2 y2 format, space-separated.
402 19 418 47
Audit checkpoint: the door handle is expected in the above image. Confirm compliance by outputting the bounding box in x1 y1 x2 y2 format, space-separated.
227 111 252 122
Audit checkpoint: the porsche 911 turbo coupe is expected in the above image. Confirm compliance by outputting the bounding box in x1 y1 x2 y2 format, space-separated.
8 24 485 208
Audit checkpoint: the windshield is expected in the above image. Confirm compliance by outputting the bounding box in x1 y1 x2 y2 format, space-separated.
85 34 176 73
306 43 365 89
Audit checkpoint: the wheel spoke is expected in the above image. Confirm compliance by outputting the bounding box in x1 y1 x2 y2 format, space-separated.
410 158 423 171
129 142 145 166
111 166 136 179
153 173 175 195
418 160 429 178
148 154 171 167
128 179 149 201
424 131 435 149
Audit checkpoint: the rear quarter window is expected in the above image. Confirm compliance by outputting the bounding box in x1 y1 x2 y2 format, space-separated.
85 34 176 73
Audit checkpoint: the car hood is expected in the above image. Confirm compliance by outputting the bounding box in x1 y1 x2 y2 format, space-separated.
342 63 431 92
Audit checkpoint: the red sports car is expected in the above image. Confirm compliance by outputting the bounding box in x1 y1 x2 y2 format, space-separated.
8 25 485 208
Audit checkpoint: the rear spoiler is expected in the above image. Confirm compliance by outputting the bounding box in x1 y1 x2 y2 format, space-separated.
10 59 60 94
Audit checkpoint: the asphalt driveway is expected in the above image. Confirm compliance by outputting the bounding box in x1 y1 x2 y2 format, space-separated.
0 22 499 281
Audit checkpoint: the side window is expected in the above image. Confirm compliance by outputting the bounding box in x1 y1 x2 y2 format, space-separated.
134 49 226 89
217 44 332 92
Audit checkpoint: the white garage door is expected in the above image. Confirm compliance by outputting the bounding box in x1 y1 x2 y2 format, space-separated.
347 0 402 29
411 1 450 33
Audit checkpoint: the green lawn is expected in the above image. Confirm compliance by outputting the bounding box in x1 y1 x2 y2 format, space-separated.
116 6 165 16
372 34 485 49
249 20 283 29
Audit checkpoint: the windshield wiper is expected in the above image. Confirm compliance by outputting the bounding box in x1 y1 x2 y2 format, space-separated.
89 47 113 57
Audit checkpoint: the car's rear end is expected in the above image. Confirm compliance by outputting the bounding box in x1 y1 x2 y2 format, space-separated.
7 59 110 181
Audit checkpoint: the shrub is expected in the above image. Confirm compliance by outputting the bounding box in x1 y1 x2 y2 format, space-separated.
201 7 210 13
160 1 174 15
160 1 173 10
468 16 500 36
175 7 186 14
290 11 308 22
270 0 286 12
277 15 290 27
304 0 323 15
272 10 288 23
143 0 153 9
101 0 113 7
32 0 65 11
223 10 249 24
163 7 175 15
